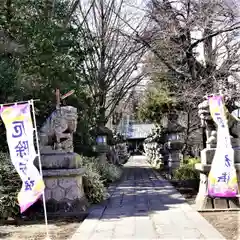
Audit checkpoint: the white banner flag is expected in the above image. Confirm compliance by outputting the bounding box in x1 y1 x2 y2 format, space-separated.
208 95 238 197
0 103 45 213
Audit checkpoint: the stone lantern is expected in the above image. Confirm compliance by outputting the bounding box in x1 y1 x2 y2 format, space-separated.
96 134 108 149
91 125 113 163
162 112 185 177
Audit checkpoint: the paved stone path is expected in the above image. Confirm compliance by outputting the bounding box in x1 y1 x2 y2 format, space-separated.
70 156 225 239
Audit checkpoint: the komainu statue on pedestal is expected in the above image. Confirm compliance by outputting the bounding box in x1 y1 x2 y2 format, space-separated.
39 106 78 152
39 89 78 152
198 94 240 145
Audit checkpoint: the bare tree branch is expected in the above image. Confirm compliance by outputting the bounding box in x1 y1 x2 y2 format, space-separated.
75 0 147 124
189 23 240 51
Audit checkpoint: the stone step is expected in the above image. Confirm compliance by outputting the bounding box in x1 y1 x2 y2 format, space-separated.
197 197 240 211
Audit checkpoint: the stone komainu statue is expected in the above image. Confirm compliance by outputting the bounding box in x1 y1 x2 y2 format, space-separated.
198 95 240 145
39 106 78 152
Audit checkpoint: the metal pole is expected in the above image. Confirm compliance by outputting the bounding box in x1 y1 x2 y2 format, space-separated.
0 99 40 107
30 99 50 240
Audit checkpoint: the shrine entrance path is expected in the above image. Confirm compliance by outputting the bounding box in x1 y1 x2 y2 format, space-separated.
70 156 225 240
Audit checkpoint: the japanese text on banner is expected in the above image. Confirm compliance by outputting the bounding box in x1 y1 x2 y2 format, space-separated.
208 95 238 198
0 103 45 213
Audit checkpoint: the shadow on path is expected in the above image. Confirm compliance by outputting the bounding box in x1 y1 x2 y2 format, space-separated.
88 163 187 220
70 157 225 240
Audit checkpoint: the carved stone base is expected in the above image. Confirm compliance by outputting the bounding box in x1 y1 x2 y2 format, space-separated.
165 150 183 172
36 149 82 169
42 168 89 215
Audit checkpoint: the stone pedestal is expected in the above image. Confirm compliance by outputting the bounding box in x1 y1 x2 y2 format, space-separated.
195 148 240 211
43 168 88 214
37 148 88 215
164 140 184 177
95 145 109 164
167 150 183 170
36 147 82 169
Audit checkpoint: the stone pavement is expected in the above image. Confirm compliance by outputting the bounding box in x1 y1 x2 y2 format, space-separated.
70 156 225 240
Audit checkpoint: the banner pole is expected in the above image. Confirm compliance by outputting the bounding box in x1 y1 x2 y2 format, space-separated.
0 99 40 107
30 99 50 240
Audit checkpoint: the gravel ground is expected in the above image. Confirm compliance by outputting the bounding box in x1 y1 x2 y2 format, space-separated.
0 218 81 240
201 211 240 240
175 184 240 240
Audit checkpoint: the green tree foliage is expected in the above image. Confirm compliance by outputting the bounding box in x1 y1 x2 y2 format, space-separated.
0 153 21 219
136 44 182 122
3 1 87 114
0 57 19 103
0 0 96 148
172 157 200 181
139 90 171 122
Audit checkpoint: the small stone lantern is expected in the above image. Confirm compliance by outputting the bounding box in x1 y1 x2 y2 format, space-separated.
96 135 107 145
95 134 108 154
91 126 113 162
162 112 185 177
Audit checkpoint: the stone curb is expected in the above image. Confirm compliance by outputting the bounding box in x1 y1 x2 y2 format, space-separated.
68 181 119 240
148 162 226 239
